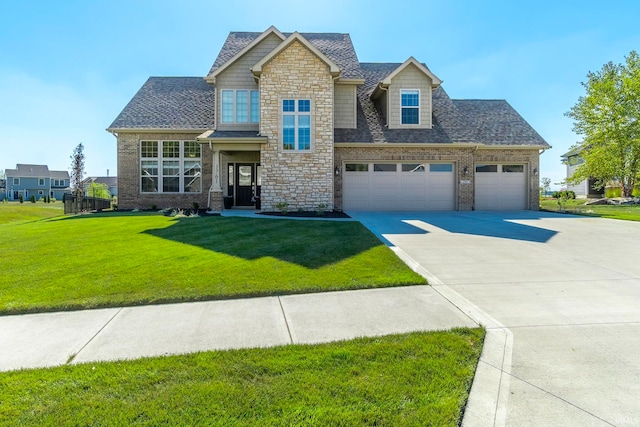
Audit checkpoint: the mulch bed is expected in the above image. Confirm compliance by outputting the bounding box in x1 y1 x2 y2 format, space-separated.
257 210 351 218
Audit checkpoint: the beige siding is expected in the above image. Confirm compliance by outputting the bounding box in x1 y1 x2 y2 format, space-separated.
334 84 357 129
216 33 283 132
259 40 334 211
388 64 433 129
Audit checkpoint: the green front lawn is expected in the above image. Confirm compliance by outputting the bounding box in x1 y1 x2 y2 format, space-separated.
540 198 640 221
0 201 63 224
0 329 484 426
0 211 426 314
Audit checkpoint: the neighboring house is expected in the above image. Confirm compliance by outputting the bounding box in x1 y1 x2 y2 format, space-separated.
0 178 5 201
5 164 70 201
560 146 604 198
82 176 118 197
108 26 550 212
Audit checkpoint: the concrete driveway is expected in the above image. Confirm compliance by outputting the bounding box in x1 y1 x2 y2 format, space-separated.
350 210 640 427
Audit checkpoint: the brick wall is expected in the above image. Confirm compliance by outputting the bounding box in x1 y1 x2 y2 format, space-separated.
116 132 213 210
258 40 335 211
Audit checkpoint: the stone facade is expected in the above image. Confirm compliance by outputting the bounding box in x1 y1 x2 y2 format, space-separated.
116 132 213 210
257 40 335 211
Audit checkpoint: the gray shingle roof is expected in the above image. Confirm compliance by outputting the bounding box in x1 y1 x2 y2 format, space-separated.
6 164 50 178
334 62 550 147
209 31 363 80
108 77 215 130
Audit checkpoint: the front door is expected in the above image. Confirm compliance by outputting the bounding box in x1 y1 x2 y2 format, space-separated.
235 164 255 206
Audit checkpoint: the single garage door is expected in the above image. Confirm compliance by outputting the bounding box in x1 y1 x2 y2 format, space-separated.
343 162 455 211
474 164 527 210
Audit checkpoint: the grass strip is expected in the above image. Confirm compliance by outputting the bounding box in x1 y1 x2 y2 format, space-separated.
0 328 484 426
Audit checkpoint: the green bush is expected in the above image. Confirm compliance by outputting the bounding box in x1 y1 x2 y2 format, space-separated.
552 190 576 199
19 195 24 203
29 195 36 203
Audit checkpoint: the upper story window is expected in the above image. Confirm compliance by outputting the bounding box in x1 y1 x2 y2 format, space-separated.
221 90 259 124
400 89 420 125
282 99 311 151
13 178 20 186
38 178 45 186
140 140 202 193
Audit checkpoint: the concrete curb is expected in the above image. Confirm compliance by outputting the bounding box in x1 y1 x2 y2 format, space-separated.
390 245 513 427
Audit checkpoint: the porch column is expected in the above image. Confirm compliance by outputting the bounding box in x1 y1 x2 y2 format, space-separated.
212 150 222 192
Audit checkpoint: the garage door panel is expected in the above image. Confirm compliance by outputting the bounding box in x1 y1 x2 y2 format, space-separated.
474 164 527 210
343 163 455 211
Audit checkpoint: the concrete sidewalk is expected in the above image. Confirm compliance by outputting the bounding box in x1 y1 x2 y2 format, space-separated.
0 285 477 372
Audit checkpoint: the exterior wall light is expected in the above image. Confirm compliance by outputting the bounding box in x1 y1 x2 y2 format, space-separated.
463 166 469 175
335 166 340 176
533 167 539 176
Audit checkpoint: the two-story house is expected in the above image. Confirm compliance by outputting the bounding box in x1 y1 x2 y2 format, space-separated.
108 26 550 212
5 164 70 201
560 145 605 198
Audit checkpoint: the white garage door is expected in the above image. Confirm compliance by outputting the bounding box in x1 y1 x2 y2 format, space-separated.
343 162 455 211
474 164 527 210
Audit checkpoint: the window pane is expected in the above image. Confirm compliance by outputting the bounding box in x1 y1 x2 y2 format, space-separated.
222 90 233 123
283 115 295 150
236 90 248 123
401 91 419 107
250 91 259 123
238 165 252 186
345 163 368 172
502 164 524 173
298 99 310 112
163 141 180 158
430 163 453 172
256 165 261 186
184 141 200 158
141 141 158 158
475 164 498 173
184 161 201 193
401 108 419 124
228 164 234 186
298 115 310 150
402 164 425 172
141 160 158 176
283 99 295 112
163 177 179 193
374 164 397 172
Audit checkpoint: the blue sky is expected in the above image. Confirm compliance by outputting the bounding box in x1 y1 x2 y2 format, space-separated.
1 0 639 188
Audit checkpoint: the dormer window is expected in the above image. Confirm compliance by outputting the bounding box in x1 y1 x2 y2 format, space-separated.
401 89 420 125
221 90 259 124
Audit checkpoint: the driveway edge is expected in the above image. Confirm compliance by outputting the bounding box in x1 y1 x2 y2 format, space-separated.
390 245 513 427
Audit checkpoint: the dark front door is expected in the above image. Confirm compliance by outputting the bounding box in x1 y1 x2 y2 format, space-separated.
235 164 254 206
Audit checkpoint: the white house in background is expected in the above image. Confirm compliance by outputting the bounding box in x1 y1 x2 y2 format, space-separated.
560 146 604 198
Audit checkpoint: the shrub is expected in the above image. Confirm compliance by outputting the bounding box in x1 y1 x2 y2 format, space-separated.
605 187 622 198
552 190 576 199
19 195 24 203
30 195 36 203
192 202 199 211
275 201 289 215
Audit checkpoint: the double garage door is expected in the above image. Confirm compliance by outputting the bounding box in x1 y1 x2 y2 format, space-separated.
343 162 455 211
343 162 528 211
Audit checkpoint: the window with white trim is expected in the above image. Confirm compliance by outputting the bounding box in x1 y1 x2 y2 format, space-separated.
400 89 420 125
13 178 19 185
221 89 259 124
282 99 311 151
38 178 45 186
140 140 201 193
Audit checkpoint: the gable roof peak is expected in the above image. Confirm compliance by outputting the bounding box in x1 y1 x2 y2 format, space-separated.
251 31 341 77
381 56 442 88
206 26 286 82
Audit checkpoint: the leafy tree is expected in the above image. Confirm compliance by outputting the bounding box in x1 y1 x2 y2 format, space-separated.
70 143 85 197
565 51 640 197
87 182 110 199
